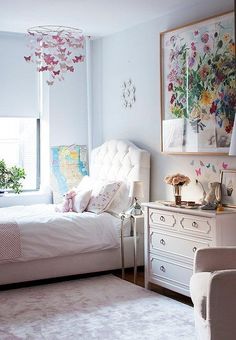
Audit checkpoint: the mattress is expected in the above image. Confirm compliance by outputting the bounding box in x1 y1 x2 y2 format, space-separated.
0 204 130 264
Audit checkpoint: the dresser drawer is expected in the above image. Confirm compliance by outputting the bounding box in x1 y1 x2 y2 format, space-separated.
149 255 192 288
179 215 213 237
150 229 210 260
149 209 176 228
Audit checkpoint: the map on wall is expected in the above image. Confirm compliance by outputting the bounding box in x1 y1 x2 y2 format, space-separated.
51 144 88 203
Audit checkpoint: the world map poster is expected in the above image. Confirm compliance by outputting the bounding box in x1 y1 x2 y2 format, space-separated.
51 145 88 203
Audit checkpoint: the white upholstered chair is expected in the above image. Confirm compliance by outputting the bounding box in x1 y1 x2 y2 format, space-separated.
190 247 236 340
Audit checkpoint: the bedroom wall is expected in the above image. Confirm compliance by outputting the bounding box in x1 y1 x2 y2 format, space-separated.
91 0 236 202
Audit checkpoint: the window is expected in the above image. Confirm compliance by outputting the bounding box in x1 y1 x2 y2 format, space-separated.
0 118 40 191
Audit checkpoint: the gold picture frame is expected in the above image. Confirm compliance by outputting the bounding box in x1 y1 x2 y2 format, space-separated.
160 11 235 155
220 169 236 208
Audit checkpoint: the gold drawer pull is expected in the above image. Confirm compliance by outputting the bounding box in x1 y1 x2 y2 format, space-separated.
160 239 166 246
193 247 197 253
192 221 198 228
160 216 165 222
160 265 166 272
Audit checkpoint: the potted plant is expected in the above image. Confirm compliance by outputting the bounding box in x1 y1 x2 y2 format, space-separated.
0 159 26 194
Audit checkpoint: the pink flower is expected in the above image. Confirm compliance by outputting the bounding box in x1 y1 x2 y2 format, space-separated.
199 65 210 80
170 94 176 104
168 69 178 82
201 33 209 43
168 83 173 91
191 42 196 51
203 44 210 53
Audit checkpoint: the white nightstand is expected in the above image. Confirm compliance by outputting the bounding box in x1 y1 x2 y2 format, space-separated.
120 213 144 283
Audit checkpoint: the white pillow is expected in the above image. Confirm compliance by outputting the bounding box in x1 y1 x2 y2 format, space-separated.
73 189 92 213
86 181 122 214
76 176 94 191
107 181 132 215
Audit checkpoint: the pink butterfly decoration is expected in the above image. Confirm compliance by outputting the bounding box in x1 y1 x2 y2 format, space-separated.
66 65 74 72
26 27 85 85
38 66 48 72
53 70 60 76
72 55 84 63
195 168 201 176
44 53 55 65
58 47 66 53
222 162 228 170
24 55 31 62
47 80 54 86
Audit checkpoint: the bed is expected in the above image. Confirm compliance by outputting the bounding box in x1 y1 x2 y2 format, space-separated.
0 139 150 285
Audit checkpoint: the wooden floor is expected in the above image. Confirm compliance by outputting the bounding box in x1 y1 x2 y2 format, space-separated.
113 267 193 307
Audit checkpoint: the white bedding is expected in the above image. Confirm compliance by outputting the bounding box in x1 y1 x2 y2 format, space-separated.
0 204 123 263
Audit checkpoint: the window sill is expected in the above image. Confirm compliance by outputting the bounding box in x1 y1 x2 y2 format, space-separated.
0 190 52 208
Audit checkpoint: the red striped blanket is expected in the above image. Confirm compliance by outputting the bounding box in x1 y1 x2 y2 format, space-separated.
0 221 22 261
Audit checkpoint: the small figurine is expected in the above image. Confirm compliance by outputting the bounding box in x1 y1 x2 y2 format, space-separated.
200 181 222 210
205 182 221 204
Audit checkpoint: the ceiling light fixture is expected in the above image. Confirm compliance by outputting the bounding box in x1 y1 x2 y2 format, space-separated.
24 25 85 85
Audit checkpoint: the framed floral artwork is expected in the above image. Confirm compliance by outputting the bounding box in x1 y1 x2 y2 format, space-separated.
220 169 236 208
160 12 235 154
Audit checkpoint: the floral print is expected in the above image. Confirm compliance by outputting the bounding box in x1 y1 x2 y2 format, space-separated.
164 14 235 138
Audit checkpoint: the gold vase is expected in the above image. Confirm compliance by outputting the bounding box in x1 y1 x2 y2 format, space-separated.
173 185 182 205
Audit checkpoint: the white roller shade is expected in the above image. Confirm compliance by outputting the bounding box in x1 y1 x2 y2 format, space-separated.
0 32 39 118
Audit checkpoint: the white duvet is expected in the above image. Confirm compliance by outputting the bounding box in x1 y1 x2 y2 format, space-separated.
0 204 120 263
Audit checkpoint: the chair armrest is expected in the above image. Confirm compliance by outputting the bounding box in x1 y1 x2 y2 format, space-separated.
193 247 236 273
207 270 236 340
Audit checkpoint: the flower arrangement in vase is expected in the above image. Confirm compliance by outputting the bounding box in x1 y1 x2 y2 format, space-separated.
164 173 191 205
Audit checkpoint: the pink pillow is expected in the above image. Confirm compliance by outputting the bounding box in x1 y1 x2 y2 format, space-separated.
86 181 122 214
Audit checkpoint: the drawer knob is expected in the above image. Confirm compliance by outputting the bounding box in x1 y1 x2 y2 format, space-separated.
160 216 165 222
192 221 198 228
160 238 166 245
193 247 197 253
160 265 166 272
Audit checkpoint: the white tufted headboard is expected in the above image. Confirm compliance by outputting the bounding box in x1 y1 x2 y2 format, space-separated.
90 140 150 202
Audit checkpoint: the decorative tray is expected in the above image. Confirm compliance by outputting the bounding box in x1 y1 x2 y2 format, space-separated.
156 200 201 209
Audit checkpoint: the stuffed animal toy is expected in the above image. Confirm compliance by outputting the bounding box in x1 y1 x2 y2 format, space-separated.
56 189 77 212
205 182 221 204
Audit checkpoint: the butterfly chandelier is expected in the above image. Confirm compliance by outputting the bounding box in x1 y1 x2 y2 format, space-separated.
24 25 85 85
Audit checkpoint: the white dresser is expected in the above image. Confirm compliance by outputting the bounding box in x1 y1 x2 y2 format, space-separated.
143 203 236 296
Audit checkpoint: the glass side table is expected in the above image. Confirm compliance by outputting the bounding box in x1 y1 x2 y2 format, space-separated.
120 212 144 284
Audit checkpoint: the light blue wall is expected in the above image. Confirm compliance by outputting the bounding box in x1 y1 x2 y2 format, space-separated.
91 0 236 201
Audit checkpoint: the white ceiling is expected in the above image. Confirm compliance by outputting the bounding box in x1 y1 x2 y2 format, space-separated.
0 0 210 37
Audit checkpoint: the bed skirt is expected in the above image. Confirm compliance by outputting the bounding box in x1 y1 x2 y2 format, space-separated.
0 236 143 285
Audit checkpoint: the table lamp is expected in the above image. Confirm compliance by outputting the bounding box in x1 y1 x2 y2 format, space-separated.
229 117 236 156
127 181 144 215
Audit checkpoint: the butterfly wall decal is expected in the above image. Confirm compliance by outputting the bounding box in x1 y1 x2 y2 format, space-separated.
222 162 228 170
195 168 201 176
46 80 54 86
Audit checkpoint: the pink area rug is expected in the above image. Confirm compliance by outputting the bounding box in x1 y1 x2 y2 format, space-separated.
0 275 195 339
